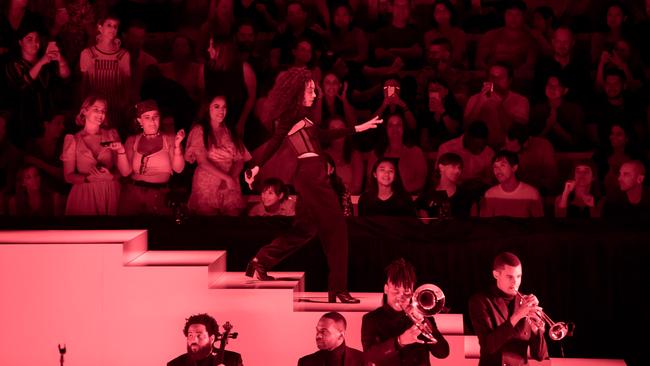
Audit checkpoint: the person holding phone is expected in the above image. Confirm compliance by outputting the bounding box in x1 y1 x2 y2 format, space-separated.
61 95 129 215
5 22 70 147
417 78 462 150
375 78 417 131
117 100 186 215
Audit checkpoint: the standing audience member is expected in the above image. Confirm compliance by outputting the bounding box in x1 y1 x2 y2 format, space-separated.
591 2 631 65
185 95 251 216
555 160 603 218
362 258 449 366
367 113 427 194
423 0 467 67
603 160 650 218
0 111 21 203
358 158 416 217
416 77 462 151
24 112 66 194
159 34 202 102
316 73 357 128
468 252 549 366
322 117 364 195
327 4 368 71
61 95 129 215
504 123 558 195
247 177 296 217
416 152 473 219
477 150 544 218
79 13 131 136
370 0 422 72
122 20 157 99
464 62 529 149
201 34 256 137
5 23 70 147
8 164 64 216
270 1 323 70
323 153 354 217
118 100 185 215
298 312 368 366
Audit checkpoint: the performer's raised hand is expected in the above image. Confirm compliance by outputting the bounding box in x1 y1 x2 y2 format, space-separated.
245 166 260 190
354 116 383 133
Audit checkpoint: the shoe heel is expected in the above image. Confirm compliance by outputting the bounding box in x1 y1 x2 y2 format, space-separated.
328 292 337 303
245 262 255 278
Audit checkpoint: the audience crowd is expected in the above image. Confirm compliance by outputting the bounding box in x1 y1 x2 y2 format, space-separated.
2 0 650 219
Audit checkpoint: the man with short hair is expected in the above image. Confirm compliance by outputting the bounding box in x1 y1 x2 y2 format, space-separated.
437 121 495 186
504 123 558 195
464 62 530 148
477 150 544 218
123 20 158 96
604 160 650 218
298 312 367 366
362 258 449 365
468 252 549 366
168 313 243 366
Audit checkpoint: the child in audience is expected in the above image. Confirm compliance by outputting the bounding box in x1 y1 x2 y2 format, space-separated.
248 178 295 217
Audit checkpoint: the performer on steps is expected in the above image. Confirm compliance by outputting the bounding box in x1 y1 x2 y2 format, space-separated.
244 67 382 303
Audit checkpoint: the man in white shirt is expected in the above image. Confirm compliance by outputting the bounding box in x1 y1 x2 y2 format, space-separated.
477 150 544 218
464 61 530 149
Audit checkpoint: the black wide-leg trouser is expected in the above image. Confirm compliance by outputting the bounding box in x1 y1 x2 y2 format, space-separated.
255 156 348 292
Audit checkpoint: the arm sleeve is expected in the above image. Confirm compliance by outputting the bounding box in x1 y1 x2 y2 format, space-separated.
361 314 401 363
426 317 450 359
252 118 294 168
184 125 206 164
60 134 76 162
468 294 517 356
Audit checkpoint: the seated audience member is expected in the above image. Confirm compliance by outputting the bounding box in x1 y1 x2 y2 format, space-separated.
603 160 650 218
529 74 587 151
24 113 67 194
367 113 427 194
167 313 243 366
8 165 64 216
555 160 603 218
437 121 495 187
477 150 544 218
326 4 369 69
592 122 645 197
590 2 631 65
533 25 591 105
586 67 645 147
185 95 252 216
5 22 70 147
324 153 354 217
475 1 537 81
358 158 416 217
298 312 368 366
269 1 323 70
416 152 473 219
316 73 357 128
0 111 22 198
370 0 422 72
416 38 469 106
416 77 463 151
322 117 364 194
248 178 296 217
504 123 558 195
288 37 322 82
468 252 549 366
61 96 129 215
464 62 530 149
374 79 417 132
529 6 555 58
158 34 203 102
595 38 644 92
423 0 467 67
118 100 186 215
362 258 449 366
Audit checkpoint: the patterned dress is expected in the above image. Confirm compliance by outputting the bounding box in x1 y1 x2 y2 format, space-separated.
185 125 251 215
60 128 121 215
79 45 131 134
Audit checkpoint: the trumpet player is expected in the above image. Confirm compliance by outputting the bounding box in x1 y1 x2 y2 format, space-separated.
468 252 548 366
362 258 449 365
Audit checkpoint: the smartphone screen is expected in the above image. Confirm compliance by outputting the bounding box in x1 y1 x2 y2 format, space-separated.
100 141 112 147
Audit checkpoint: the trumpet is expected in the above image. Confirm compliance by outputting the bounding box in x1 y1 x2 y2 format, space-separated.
398 284 446 343
515 291 574 341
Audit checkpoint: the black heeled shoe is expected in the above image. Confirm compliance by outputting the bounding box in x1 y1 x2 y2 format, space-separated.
328 291 361 304
245 260 275 281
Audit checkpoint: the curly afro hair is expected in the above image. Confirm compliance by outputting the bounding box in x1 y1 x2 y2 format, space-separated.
263 67 315 126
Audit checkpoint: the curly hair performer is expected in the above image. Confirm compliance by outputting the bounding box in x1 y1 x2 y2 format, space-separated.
245 67 382 303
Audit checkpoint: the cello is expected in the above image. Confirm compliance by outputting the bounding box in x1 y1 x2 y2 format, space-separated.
212 321 238 366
